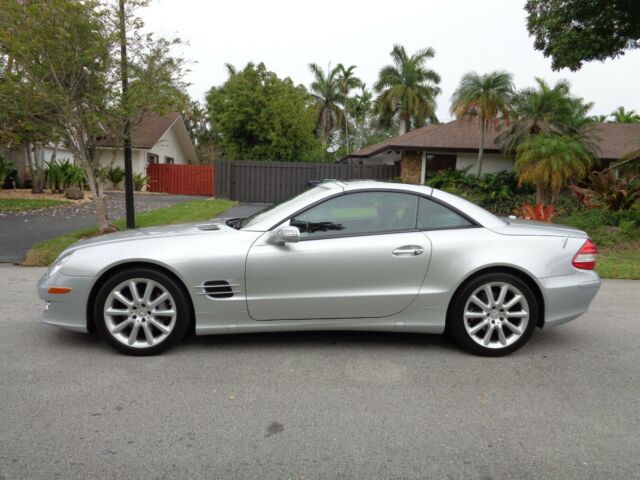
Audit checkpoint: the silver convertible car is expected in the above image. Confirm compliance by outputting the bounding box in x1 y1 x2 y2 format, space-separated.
38 181 601 356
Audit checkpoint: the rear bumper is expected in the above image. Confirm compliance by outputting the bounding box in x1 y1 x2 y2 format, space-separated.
37 270 93 333
539 270 601 328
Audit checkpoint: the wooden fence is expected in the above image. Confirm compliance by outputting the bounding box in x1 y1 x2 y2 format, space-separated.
146 163 214 196
214 160 399 203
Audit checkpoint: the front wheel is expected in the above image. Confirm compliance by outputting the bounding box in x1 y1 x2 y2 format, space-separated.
94 268 191 356
447 273 539 356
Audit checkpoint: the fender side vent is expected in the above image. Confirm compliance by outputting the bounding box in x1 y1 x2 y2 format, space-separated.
202 280 234 298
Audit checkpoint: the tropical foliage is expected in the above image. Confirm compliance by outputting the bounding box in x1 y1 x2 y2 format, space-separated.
44 159 85 193
609 106 640 123
107 167 126 188
450 71 515 177
374 45 441 134
515 134 594 204
572 169 640 210
308 63 345 146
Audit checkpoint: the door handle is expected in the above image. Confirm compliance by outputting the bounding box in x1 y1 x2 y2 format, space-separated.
392 246 424 256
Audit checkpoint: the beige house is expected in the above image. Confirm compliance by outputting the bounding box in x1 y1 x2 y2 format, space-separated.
345 119 640 184
4 112 197 185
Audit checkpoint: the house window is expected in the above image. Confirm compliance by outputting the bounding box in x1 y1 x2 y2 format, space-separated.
425 154 456 173
147 153 159 164
165 156 175 164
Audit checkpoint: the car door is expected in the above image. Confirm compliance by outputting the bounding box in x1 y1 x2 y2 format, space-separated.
245 191 432 320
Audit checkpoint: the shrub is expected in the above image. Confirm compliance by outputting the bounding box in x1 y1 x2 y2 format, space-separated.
557 208 640 247
133 173 148 191
572 169 640 210
0 156 16 189
107 167 125 188
517 203 558 222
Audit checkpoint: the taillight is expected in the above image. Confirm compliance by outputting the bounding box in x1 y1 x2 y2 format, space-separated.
572 239 597 270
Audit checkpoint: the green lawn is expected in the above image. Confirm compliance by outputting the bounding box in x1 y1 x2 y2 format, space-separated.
597 246 640 280
24 198 236 266
0 198 70 212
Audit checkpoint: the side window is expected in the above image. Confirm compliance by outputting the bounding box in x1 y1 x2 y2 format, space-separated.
417 197 472 230
291 191 418 239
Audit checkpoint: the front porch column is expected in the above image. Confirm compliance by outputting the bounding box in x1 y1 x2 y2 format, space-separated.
400 151 423 184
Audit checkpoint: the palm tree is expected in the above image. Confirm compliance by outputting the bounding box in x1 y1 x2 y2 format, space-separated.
515 134 594 204
349 84 373 150
496 78 594 154
335 64 362 155
374 45 441 135
308 63 344 147
609 106 640 123
589 114 609 123
450 71 514 177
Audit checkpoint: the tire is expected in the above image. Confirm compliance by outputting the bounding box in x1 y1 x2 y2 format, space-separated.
94 267 191 356
447 272 539 357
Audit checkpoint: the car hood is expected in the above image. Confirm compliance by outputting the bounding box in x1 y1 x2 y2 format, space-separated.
489 218 588 238
65 221 233 253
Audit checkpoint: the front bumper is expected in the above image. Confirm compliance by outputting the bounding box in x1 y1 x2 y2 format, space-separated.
539 269 601 328
37 270 94 333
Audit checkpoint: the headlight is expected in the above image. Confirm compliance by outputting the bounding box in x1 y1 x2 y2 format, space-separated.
46 250 74 278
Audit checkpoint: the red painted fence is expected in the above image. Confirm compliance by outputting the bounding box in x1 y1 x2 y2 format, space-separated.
146 164 214 196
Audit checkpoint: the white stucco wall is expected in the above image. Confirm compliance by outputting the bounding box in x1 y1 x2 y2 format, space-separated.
96 148 147 174
147 122 190 165
455 152 514 174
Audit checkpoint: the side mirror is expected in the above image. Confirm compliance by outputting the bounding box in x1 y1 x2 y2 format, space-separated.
274 225 300 244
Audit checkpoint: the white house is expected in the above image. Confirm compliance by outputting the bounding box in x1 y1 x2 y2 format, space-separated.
345 119 640 184
5 112 198 185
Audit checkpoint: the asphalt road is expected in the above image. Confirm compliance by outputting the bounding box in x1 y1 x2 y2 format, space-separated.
0 193 206 263
0 265 638 480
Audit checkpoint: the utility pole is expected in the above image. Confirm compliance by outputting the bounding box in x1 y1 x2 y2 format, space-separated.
119 0 135 228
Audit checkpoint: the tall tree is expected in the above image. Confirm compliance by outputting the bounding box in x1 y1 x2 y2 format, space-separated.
496 78 594 154
450 71 515 177
374 45 441 135
515 134 594 203
206 63 320 161
0 0 187 231
335 64 362 155
526 0 640 70
308 63 344 148
610 106 640 123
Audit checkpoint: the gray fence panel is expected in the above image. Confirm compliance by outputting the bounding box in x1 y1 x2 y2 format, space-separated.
214 159 400 202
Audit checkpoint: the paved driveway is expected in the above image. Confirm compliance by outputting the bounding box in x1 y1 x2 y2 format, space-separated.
0 266 638 480
0 193 207 263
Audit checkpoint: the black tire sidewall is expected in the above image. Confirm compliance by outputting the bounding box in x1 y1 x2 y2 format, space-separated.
94 268 191 356
448 273 539 357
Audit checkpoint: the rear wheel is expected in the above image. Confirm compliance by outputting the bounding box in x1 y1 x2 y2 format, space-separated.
447 273 538 356
94 268 191 355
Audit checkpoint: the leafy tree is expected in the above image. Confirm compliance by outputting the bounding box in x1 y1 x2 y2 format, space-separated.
496 78 595 154
335 64 362 155
609 106 640 123
526 0 640 71
182 101 218 164
374 45 441 134
450 71 515 177
515 134 594 203
0 0 187 231
308 63 344 148
206 63 320 161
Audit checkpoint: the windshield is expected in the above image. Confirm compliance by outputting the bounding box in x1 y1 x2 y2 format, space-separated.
236 187 328 230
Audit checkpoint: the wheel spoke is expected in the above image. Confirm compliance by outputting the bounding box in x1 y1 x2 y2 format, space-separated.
113 291 133 307
468 319 490 335
142 323 155 345
111 318 133 333
148 318 171 334
105 307 129 316
149 292 168 308
142 281 157 303
464 311 486 319
503 320 523 336
506 310 528 318
497 324 507 345
483 285 495 306
152 308 175 316
495 286 508 307
128 323 140 345
503 294 522 310
470 295 490 312
483 324 494 346
129 280 142 302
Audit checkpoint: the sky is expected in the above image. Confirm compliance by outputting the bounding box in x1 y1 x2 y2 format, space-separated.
141 0 640 122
